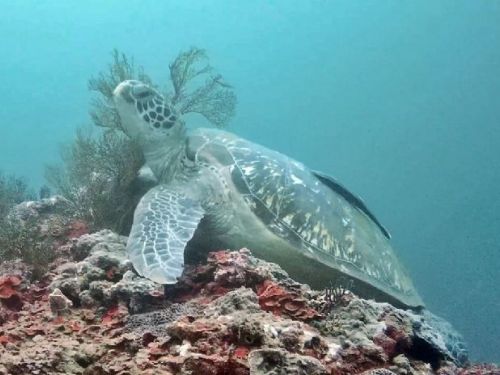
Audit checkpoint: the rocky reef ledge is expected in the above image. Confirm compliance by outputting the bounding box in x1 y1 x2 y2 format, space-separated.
0 199 498 374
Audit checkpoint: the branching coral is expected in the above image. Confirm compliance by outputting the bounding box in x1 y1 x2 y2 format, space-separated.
89 47 236 131
168 47 237 127
88 49 152 130
46 50 154 234
45 128 147 234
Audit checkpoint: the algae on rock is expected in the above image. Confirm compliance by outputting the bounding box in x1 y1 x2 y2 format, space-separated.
0 172 53 280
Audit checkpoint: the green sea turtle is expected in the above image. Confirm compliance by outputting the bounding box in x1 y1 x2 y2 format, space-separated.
113 79 423 309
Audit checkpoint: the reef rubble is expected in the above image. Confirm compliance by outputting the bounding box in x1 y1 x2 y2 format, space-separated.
0 199 498 374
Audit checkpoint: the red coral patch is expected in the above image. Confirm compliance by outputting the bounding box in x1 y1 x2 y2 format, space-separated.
0 275 22 299
66 219 89 239
0 275 24 312
102 304 128 327
256 280 321 321
233 346 250 359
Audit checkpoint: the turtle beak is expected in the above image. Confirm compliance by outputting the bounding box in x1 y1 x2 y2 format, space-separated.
113 80 135 104
113 80 143 139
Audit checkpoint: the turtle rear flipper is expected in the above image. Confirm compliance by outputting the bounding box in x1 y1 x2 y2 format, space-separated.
127 185 204 284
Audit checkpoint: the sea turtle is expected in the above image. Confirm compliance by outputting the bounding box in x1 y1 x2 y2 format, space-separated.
113 79 423 309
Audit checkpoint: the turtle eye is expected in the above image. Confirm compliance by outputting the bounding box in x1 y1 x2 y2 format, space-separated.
132 85 153 99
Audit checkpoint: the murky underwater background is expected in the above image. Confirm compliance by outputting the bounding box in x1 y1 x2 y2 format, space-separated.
0 0 499 363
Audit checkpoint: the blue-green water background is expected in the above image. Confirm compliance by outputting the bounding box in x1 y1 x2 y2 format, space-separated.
1 1 499 363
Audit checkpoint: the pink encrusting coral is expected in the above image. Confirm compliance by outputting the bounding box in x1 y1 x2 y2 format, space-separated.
0 200 498 374
0 275 22 299
256 279 322 321
0 275 24 318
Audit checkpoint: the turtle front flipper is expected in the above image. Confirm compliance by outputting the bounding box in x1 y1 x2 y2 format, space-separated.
127 185 204 284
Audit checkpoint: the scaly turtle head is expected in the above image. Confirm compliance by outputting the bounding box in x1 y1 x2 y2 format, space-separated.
113 80 184 145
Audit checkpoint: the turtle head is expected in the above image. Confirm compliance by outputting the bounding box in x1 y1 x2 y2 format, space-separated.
113 80 184 145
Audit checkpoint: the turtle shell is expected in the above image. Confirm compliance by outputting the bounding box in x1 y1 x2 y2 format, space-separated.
191 130 423 308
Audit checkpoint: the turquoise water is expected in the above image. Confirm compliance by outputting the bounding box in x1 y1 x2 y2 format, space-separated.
1 1 499 363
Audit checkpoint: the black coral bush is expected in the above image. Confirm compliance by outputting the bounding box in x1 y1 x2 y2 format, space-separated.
45 128 146 234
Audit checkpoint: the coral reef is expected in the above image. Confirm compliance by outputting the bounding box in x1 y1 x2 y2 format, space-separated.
50 230 164 313
0 204 498 374
48 288 73 315
248 348 328 375
0 196 85 280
